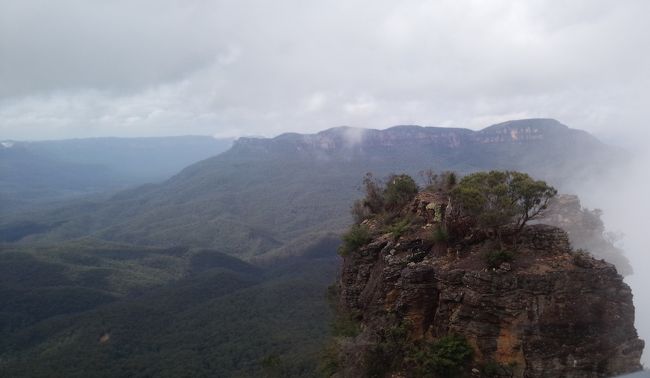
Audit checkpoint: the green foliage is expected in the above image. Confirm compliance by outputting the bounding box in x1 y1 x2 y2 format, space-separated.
386 217 412 240
485 250 514 269
0 242 338 378
481 360 516 377
331 315 361 338
318 341 341 378
384 174 419 211
421 169 458 192
338 224 372 256
365 323 411 378
363 173 386 214
410 335 474 378
326 281 360 338
261 354 285 377
451 171 557 237
352 173 420 223
431 226 449 243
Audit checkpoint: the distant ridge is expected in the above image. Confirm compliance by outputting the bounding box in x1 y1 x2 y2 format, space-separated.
1 119 624 260
232 118 603 155
0 135 233 213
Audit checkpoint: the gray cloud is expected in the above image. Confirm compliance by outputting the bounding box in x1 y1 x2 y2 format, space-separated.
1 0 649 140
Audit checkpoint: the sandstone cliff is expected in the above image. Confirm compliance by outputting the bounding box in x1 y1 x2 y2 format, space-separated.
334 192 643 377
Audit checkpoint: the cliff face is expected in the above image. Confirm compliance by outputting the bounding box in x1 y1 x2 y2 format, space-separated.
233 119 600 155
336 193 643 377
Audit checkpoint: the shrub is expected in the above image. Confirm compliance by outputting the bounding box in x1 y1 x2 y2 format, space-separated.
260 354 285 377
351 173 385 223
384 174 418 211
432 227 448 243
485 250 514 269
351 199 373 224
410 335 473 377
365 323 411 377
318 341 341 377
421 170 458 192
386 218 411 240
338 224 372 256
481 360 515 377
331 314 360 337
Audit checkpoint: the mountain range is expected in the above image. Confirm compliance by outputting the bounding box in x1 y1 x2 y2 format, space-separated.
1 119 624 259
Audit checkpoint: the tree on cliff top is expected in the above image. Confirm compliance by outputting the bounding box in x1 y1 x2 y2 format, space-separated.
451 171 557 239
352 173 419 222
384 174 419 211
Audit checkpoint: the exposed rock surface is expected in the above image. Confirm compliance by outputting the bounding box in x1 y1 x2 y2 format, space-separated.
336 193 643 377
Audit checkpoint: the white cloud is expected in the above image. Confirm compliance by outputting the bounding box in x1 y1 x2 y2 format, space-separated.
0 0 648 141
303 92 328 113
343 95 377 116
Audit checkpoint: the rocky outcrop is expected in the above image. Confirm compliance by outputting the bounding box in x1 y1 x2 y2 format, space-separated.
336 193 643 377
541 195 633 275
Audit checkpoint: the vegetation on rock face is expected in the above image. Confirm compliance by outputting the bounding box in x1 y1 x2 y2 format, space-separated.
363 323 474 378
485 249 515 269
365 322 411 377
384 174 419 211
338 224 372 256
387 217 412 240
481 360 516 377
420 169 458 192
451 170 557 240
431 226 449 243
345 170 555 259
410 335 474 378
345 173 421 254
351 173 419 224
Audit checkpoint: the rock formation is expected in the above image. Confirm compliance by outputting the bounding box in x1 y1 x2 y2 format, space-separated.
541 194 633 276
334 192 643 377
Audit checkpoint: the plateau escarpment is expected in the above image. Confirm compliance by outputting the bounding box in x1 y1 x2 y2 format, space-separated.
332 175 643 378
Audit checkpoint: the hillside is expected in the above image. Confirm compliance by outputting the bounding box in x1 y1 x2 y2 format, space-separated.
1 119 626 261
0 240 338 377
0 136 232 213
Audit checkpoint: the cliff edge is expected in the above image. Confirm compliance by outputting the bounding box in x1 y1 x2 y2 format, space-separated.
334 189 643 377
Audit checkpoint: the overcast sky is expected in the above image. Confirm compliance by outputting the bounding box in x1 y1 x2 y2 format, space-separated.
1 0 649 143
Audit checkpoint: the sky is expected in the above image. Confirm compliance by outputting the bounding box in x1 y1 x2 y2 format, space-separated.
1 0 649 143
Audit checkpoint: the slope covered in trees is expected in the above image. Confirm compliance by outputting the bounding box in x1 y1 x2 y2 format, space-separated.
0 119 624 261
0 241 338 377
0 136 232 213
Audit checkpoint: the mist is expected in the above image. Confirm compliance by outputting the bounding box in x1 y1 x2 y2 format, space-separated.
569 133 650 365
